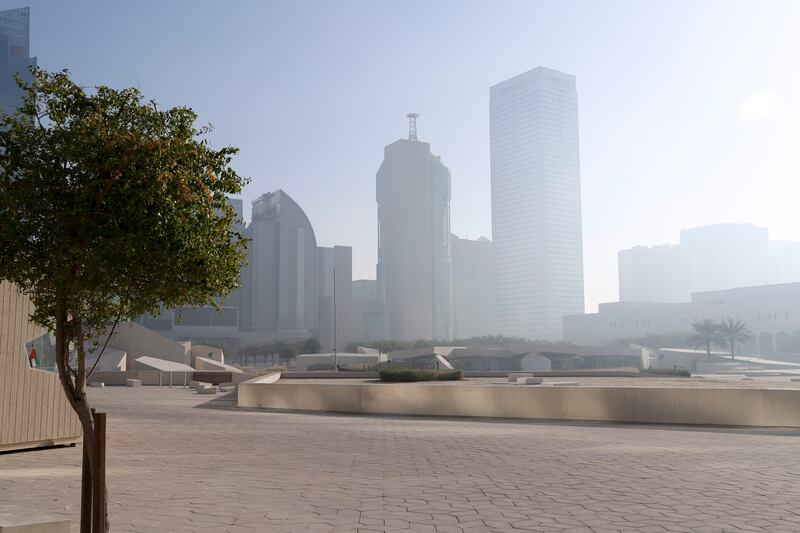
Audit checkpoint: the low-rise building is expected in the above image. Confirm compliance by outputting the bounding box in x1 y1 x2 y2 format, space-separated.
564 282 800 354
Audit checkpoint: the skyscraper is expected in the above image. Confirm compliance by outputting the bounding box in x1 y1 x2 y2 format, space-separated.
376 116 453 341
452 235 494 339
0 7 35 117
241 190 318 336
490 66 584 340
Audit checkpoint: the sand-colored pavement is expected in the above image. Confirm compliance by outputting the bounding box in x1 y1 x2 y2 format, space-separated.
2 387 800 532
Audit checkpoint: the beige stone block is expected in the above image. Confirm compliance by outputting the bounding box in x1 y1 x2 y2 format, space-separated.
0 515 71 533
125 379 142 387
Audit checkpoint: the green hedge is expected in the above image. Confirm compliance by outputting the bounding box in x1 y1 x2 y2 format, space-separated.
641 367 691 377
379 366 464 382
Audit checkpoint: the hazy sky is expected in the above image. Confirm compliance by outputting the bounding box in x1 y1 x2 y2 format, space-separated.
21 0 800 312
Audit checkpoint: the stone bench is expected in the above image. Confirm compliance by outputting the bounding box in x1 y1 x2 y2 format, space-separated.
190 381 208 390
197 384 217 394
89 381 104 388
516 377 543 385
125 379 142 387
508 373 534 382
549 381 579 386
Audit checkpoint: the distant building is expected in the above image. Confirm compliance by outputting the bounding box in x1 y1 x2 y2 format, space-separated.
452 235 494 339
490 66 584 341
353 279 385 341
619 224 800 303
317 245 363 351
618 244 689 303
564 282 800 354
0 7 35 117
241 190 317 336
376 116 453 341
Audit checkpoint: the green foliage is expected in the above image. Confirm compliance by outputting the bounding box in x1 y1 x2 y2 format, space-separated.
641 367 691 377
379 366 464 382
0 67 249 341
301 337 321 354
717 318 753 359
688 319 726 359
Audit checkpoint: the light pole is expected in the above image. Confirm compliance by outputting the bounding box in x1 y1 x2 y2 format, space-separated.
333 266 338 372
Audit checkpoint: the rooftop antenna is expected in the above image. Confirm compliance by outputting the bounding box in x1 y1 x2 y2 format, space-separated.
406 113 420 141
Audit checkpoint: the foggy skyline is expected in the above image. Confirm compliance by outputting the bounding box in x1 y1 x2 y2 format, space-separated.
17 0 800 312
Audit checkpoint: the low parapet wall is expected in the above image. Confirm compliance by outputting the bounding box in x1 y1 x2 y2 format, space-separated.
238 381 800 428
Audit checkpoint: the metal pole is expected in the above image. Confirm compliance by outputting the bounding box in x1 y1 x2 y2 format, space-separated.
92 411 107 533
333 266 338 371
80 434 92 533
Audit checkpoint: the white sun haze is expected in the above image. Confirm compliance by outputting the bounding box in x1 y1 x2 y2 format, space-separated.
738 91 778 122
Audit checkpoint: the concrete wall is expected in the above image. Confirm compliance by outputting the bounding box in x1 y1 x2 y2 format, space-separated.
190 344 224 366
238 381 800 428
90 370 194 386
101 321 190 365
0 282 81 452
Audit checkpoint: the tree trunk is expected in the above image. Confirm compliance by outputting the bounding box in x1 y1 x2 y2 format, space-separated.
54 304 108 532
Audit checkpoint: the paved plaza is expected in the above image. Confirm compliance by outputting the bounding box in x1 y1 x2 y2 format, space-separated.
2 387 800 532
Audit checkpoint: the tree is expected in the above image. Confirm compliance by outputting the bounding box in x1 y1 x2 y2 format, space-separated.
717 318 753 360
687 319 725 360
0 68 248 532
301 337 321 354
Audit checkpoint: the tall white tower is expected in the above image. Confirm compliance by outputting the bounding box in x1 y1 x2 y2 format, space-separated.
376 115 453 341
490 66 584 340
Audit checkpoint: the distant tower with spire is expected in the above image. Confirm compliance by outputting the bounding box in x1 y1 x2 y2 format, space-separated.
375 114 453 341
406 113 420 141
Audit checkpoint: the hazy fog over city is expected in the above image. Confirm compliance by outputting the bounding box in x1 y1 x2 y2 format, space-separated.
21 0 800 313
7 3 800 532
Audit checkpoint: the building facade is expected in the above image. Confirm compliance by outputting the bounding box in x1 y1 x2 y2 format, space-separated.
376 126 453 341
352 279 385 341
564 282 800 354
490 66 585 341
0 7 35 117
452 235 494 339
241 190 317 336
317 245 363 351
619 224 800 303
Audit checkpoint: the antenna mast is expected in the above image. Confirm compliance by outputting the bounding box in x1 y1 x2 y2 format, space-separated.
406 113 420 141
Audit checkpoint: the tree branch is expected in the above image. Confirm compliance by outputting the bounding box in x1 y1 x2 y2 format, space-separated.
87 313 121 380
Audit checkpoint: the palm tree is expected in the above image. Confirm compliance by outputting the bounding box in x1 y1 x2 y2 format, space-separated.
717 318 753 360
688 319 725 360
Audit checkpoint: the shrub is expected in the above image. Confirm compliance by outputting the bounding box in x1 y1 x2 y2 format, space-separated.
379 366 464 382
641 367 691 377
